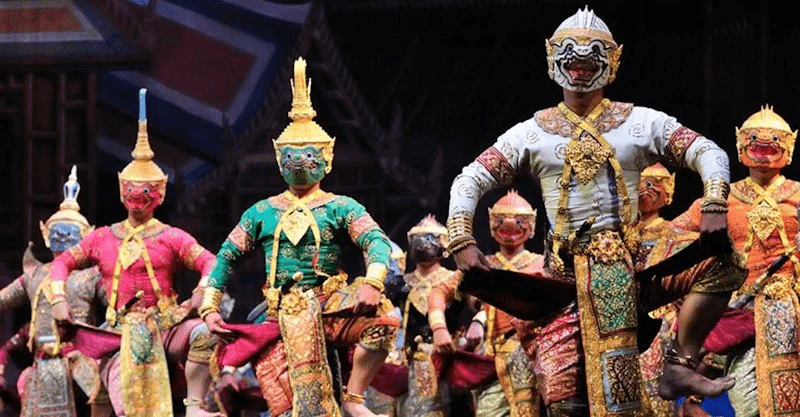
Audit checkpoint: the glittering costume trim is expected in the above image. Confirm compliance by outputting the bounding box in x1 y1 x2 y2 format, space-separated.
477 146 517 186
348 213 381 242
279 291 341 417
226 225 255 253
534 102 632 138
664 126 700 169
754 295 800 416
575 250 645 416
119 313 172 417
24 357 77 417
495 338 540 417
404 349 446 417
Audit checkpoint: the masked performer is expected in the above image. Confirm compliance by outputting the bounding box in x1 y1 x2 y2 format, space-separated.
449 190 542 417
636 163 682 417
199 57 399 417
0 166 111 417
389 215 459 416
50 90 219 417
444 7 746 417
671 106 800 417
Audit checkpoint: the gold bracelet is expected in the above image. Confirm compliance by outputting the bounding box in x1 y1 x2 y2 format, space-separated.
198 287 223 319
428 309 446 330
365 263 388 283
702 178 730 206
447 214 474 240
447 236 477 254
357 276 385 293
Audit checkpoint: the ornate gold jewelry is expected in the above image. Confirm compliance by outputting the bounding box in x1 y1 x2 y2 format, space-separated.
280 288 308 316
321 272 348 297
664 347 697 370
565 133 613 184
198 287 224 319
183 397 204 407
273 58 335 172
447 214 476 253
357 276 385 293
264 287 281 318
701 178 730 208
428 309 447 331
342 391 366 405
365 263 388 283
586 230 627 264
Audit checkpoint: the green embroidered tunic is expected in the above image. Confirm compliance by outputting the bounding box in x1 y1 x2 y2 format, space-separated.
208 190 391 290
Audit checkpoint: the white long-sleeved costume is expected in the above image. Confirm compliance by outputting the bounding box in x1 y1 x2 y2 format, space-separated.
449 102 729 237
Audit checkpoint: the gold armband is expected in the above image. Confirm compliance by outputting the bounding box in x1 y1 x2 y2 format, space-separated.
446 214 476 254
198 287 223 320
49 280 66 305
701 178 730 209
429 309 447 331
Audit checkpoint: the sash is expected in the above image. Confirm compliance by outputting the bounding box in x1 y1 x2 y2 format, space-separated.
119 312 172 417
279 288 340 417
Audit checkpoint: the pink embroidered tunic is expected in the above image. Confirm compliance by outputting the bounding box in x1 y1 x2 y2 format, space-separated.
50 220 214 310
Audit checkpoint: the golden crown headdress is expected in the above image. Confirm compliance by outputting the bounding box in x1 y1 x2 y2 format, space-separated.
118 89 168 193
273 57 335 173
407 214 448 238
40 165 94 247
488 190 536 217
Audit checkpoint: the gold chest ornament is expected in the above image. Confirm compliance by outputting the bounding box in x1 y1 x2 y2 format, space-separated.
565 132 613 184
118 240 144 270
746 201 782 242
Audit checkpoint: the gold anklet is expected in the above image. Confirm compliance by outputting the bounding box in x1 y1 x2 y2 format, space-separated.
342 392 366 404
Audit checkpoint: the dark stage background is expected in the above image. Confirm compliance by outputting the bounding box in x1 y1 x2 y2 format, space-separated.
0 0 794 415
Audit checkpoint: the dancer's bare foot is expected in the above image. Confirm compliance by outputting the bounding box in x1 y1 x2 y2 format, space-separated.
657 362 735 400
341 399 387 417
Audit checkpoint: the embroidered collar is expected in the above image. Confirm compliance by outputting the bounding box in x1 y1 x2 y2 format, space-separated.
489 250 538 271
731 176 800 205
534 101 633 138
110 219 167 239
268 189 337 211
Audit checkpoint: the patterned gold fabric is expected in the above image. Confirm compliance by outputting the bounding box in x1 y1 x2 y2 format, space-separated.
118 312 172 417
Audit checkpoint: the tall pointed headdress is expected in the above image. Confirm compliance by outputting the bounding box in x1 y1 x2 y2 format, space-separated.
273 57 335 172
488 190 536 217
118 88 168 194
40 165 94 246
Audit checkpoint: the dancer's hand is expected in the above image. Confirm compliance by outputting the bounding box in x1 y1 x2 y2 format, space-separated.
699 210 727 235
452 244 490 272
465 321 485 350
354 284 381 316
204 312 232 335
433 328 455 354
